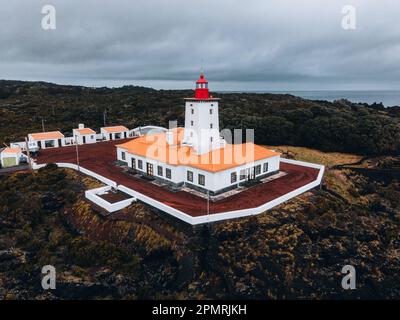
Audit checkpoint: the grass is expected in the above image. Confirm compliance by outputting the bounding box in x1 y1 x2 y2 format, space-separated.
267 145 362 167
267 145 367 204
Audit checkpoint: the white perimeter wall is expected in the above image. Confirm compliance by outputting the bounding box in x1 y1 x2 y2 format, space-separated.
85 186 136 213
32 157 324 225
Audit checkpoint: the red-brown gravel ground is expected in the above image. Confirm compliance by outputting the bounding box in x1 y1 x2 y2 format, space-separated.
36 139 320 216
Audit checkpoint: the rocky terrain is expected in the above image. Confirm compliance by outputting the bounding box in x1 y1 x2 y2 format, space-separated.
0 149 399 299
0 80 399 299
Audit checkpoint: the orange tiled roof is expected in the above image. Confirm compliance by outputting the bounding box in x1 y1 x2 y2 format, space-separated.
75 128 96 135
30 131 64 140
116 128 280 173
102 126 129 133
2 147 21 154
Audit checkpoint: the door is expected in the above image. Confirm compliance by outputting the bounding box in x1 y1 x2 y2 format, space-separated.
131 158 136 169
146 163 153 176
83 136 86 144
2 157 17 168
58 139 62 147
246 168 255 180
250 167 255 180
109 133 112 140
38 141 42 149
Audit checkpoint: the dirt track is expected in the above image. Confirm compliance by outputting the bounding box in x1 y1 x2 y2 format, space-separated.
37 139 320 216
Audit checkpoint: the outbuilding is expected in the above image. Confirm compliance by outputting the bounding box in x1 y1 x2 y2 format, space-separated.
28 131 65 150
0 147 23 168
73 124 96 144
101 126 129 140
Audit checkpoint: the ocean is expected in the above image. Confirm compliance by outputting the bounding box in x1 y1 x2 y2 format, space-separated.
218 90 400 107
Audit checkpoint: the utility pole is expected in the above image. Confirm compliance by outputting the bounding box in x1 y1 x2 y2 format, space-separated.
75 137 80 171
41 117 45 132
103 109 107 127
207 189 211 230
25 137 32 170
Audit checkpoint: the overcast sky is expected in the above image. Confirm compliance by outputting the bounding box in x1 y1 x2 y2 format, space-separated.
0 0 399 90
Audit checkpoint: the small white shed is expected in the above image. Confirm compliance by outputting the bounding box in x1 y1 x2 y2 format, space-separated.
0 147 23 168
101 126 129 140
73 124 96 144
28 131 65 149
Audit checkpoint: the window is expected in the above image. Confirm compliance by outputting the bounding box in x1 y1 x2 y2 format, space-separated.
231 172 237 183
255 165 261 175
211 104 214 106
210 137 213 142
191 120 194 126
198 174 205 186
191 108 194 114
146 163 154 176
263 163 268 173
210 123 213 129
209 109 213 115
91 135 94 139
240 169 246 180
166 168 171 179
190 131 193 137
158 165 163 176
44 140 55 148
187 170 193 182
121 152 126 161
138 159 143 170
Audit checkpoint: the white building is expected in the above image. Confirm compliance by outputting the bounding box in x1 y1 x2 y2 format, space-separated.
116 73 281 195
73 124 96 144
28 131 65 150
0 147 23 168
101 126 129 140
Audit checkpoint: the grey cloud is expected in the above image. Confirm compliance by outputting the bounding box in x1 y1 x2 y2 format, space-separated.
0 0 399 90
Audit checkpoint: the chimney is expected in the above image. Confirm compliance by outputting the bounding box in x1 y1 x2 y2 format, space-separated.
166 131 174 145
78 123 85 129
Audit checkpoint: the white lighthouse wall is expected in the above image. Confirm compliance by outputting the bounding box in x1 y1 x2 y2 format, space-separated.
183 100 222 153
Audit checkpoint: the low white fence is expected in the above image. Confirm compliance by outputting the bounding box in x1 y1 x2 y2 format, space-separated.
31 158 325 225
31 161 118 188
117 185 195 224
63 137 76 146
58 162 118 188
85 186 136 213
190 159 325 224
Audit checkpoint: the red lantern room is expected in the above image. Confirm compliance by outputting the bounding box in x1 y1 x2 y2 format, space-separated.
194 73 209 99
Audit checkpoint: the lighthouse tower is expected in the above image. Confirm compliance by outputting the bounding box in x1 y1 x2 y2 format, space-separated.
182 73 225 154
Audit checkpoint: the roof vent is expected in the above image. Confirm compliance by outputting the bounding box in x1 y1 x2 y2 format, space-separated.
166 131 174 145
